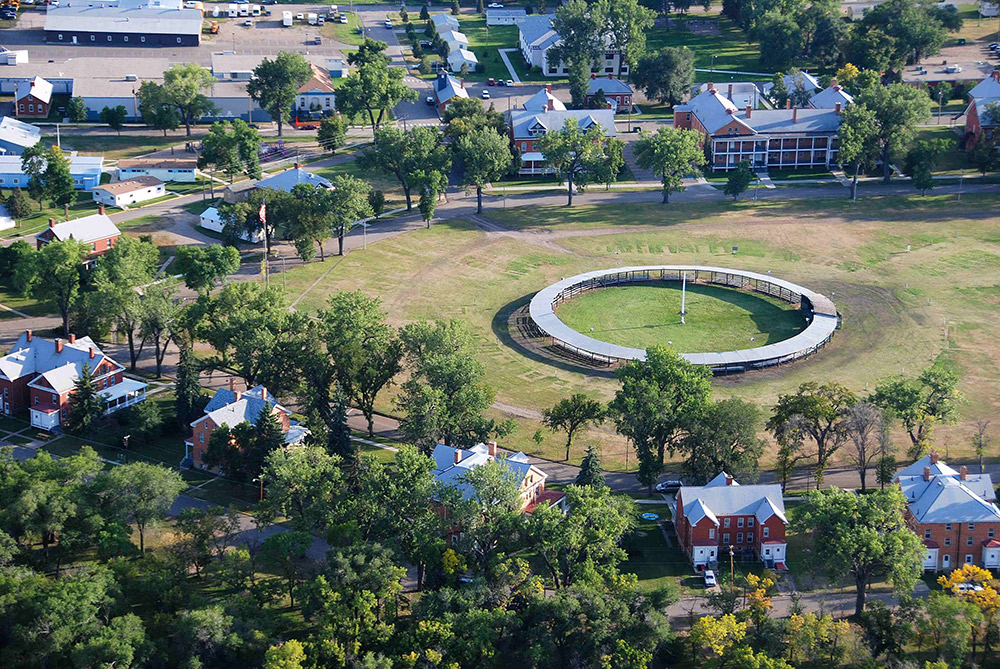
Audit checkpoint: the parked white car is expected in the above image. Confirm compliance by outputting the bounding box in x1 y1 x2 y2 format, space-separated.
703 570 717 588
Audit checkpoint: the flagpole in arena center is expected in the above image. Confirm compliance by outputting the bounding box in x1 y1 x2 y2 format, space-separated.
259 199 269 287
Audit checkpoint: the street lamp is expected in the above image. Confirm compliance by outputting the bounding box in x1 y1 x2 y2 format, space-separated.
252 476 263 502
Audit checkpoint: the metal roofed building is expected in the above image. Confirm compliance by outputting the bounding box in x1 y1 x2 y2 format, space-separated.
44 4 203 47
15 77 53 119
486 7 527 25
518 14 627 78
522 85 566 112
508 107 616 175
430 13 460 33
809 84 854 109
256 166 332 193
91 176 166 208
0 116 40 155
0 153 103 190
432 71 468 113
675 472 788 569
117 156 199 182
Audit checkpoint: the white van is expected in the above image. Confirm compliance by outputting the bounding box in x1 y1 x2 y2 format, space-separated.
238 4 249 16
307 12 317 24
227 3 237 17
250 4 260 16
282 10 292 26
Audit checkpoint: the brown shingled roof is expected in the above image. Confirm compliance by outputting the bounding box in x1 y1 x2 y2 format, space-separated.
92 175 164 195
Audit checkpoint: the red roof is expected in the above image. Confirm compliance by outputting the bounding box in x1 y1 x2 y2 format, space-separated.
775 562 786 570
983 539 1000 548
31 401 59 413
761 539 786 544
525 489 566 514
923 539 940 548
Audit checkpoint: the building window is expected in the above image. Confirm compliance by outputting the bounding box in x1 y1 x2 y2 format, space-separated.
108 35 112 41
945 537 952 546
18 104 23 112
52 393 57 403
141 36 146 42
748 533 753 543
177 38 182 44
970 523 976 531
90 35 95 41
968 536 975 546
124 36 128 42
199 432 204 443
747 518 754 528
737 532 743 543
990 528 995 538
946 524 952 531
763 526 769 538
58 33 63 40
924 529 931 539
709 528 715 539
723 533 730 543
967 554 974 564
27 104 32 112
724 518 730 528
521 142 528 151
737 518 744 528
34 396 38 405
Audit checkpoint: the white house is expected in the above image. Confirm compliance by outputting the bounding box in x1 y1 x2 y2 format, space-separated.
980 0 998 17
447 49 479 74
486 7 526 25
199 206 264 242
296 64 336 114
117 157 198 183
91 176 165 208
440 29 469 52
430 12 460 33
518 14 627 77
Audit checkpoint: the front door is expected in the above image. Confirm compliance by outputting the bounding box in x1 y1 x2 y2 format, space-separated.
943 554 951 569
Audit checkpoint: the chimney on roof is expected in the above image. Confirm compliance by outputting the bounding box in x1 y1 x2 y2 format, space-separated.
835 102 841 116
68 333 75 344
234 390 242 402
746 104 752 118
591 72 596 80
930 452 939 465
25 329 31 342
608 72 613 79
708 82 715 93
725 474 733 486
829 77 838 87
89 346 95 359
48 218 55 228
961 465 968 481
924 466 931 481
488 441 497 457
728 83 733 99
55 338 63 354
993 70 999 82
454 448 463 465
792 107 798 123
545 83 552 93
786 99 791 109
833 85 842 92
98 204 105 216
229 377 236 392
294 162 300 169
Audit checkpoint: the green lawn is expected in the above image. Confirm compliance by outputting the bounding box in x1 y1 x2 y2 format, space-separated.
645 15 771 83
322 11 365 46
913 126 969 174
554 282 807 353
458 15 520 83
54 132 192 161
314 158 409 209
0 193 103 238
767 167 835 181
0 287 49 318
620 503 697 592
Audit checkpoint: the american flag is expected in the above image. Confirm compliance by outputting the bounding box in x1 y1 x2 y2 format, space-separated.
258 199 266 225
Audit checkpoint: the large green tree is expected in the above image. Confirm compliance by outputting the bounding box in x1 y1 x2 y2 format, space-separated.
856 81 932 183
633 126 705 203
871 365 960 458
358 126 450 211
794 486 923 617
600 0 656 78
16 238 88 335
198 120 262 184
542 393 605 462
328 174 374 256
550 0 606 107
537 117 609 206
632 47 695 106
175 244 241 295
682 398 764 485
65 363 105 436
319 290 403 438
455 127 512 214
247 52 313 137
608 345 713 490
838 102 881 201
99 462 186 552
336 38 416 135
136 82 181 136
156 63 217 136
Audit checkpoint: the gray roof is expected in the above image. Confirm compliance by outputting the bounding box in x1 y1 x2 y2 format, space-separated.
674 88 744 134
528 265 838 369
0 153 103 178
519 14 560 50
587 77 632 95
44 5 204 36
1 333 119 393
256 167 331 193
431 443 539 501
0 116 40 150
487 7 526 16
211 52 334 79
434 73 468 104
680 473 787 526
896 455 997 502
509 108 616 140
42 213 120 244
741 108 841 135
970 73 1000 101
430 13 460 29
522 88 566 112
907 476 1000 524
204 384 279 413
808 85 853 109
16 77 52 105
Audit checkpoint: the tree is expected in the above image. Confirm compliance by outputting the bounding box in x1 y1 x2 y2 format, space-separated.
601 0 656 78
261 531 313 608
838 102 881 201
175 244 241 294
420 4 429 20
690 614 748 661
0 239 31 289
281 183 335 261
575 444 606 488
920 592 981 665
767 382 856 488
415 169 446 228
751 12 803 71
543 394 605 462
21 141 49 210
336 39 416 135
248 52 313 137
136 81 181 136
175 340 205 426
844 401 884 492
795 486 922 617
538 117 608 206
591 137 625 190
358 125 450 211
456 127 512 213
682 398 764 484
21 144 76 210
320 290 403 438
396 320 513 449
140 278 181 377
634 126 705 203
5 188 31 222
328 174 374 256
17 238 88 335
198 119 262 184
442 96 506 143
905 138 948 195
971 132 1000 176
65 363 105 435
100 462 186 552
608 345 713 490
368 189 386 219
632 47 695 106
856 81 932 183
158 63 217 136
973 420 991 474
318 114 348 153
265 640 307 669
259 445 343 531
724 160 756 200
550 0 606 107
99 105 128 135
871 365 960 457
67 96 88 123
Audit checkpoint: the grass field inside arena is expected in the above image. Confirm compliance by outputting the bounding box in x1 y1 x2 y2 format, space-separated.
554 283 808 353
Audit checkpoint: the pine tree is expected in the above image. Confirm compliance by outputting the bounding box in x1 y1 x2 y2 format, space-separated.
65 364 105 435
451 0 460 15
175 341 204 426
328 390 355 461
420 4 430 20
575 445 606 488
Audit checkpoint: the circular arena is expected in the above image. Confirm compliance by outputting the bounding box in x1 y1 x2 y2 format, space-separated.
527 266 840 374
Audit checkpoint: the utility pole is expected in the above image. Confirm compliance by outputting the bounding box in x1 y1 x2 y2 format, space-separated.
680 271 687 324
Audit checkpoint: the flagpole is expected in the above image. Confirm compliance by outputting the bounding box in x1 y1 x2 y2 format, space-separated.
259 199 269 287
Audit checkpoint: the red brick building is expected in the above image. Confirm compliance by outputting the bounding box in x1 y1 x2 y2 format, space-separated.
674 472 788 570
185 380 308 469
0 330 146 430
35 208 121 268
896 453 1000 572
15 77 53 119
963 70 1000 150
584 74 633 113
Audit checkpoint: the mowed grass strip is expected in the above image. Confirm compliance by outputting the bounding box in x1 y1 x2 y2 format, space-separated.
554 283 807 353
